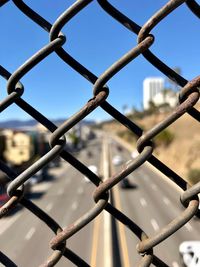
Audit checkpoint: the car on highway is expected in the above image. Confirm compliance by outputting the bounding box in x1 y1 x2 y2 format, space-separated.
117 145 123 152
84 165 98 183
112 155 123 166
28 166 49 185
120 177 132 189
87 151 93 158
131 150 139 159
0 181 30 212
179 241 200 267
0 186 9 208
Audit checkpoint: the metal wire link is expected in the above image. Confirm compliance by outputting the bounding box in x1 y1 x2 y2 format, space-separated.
0 0 200 266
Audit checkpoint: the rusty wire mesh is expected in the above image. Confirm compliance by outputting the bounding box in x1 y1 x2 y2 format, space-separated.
0 0 200 266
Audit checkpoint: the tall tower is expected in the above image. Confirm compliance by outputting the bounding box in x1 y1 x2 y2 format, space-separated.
143 77 164 110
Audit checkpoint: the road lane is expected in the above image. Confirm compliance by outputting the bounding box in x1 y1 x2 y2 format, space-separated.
110 137 200 266
0 137 104 267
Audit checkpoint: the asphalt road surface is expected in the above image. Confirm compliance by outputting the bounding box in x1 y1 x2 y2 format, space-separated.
0 137 103 267
110 138 200 267
0 134 199 267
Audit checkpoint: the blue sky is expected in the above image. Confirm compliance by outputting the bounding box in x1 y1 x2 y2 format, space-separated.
0 0 199 122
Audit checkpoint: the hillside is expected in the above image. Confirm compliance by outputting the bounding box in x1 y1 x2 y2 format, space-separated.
102 103 200 182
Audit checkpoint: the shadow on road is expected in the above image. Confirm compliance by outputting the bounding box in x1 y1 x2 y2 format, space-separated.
27 191 45 200
42 174 55 183
120 182 138 190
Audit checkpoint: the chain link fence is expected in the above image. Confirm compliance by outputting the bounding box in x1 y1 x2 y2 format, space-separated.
0 0 200 266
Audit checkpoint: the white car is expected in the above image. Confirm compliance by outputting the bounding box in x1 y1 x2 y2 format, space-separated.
179 241 200 267
84 165 98 183
112 155 123 166
131 150 139 159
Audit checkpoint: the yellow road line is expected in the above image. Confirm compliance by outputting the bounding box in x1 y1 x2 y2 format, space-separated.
113 185 131 267
90 215 101 267
109 142 131 267
90 136 112 267
103 136 112 267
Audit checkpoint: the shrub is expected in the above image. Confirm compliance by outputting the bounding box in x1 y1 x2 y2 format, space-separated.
154 129 174 147
187 169 200 185
117 130 136 145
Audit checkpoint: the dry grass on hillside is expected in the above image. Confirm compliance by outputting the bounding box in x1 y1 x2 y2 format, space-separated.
102 103 200 180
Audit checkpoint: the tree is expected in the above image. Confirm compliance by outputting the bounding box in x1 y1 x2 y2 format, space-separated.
122 104 128 114
149 100 156 110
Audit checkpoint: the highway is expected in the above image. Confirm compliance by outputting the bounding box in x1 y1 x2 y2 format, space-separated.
110 138 200 267
0 137 103 267
0 134 199 267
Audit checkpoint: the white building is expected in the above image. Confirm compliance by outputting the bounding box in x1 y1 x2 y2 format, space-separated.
143 77 164 110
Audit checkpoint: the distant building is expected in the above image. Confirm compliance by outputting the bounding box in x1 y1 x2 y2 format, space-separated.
2 130 34 166
143 77 164 110
0 129 50 167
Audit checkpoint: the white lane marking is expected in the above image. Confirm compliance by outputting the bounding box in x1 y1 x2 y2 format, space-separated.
140 198 147 207
0 212 21 235
58 188 64 195
77 187 83 195
185 222 193 232
151 219 159 231
71 201 78 211
103 138 112 267
163 197 170 206
104 210 112 267
172 261 179 267
151 184 158 191
46 202 53 212
25 227 35 240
